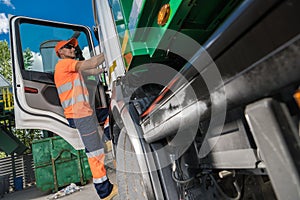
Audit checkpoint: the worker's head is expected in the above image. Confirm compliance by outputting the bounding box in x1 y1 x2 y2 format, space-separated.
55 38 78 59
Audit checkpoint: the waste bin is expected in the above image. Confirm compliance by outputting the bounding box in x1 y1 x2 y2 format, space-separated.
32 136 92 192
0 174 10 197
14 176 23 191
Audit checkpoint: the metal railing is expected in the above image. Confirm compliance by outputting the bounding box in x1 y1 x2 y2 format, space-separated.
0 87 14 112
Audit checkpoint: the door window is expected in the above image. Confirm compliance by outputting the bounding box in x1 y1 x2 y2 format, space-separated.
16 19 94 83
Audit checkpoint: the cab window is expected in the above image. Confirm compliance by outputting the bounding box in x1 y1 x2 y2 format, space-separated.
16 19 94 84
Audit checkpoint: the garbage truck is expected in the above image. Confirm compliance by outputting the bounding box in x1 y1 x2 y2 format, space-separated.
9 0 300 199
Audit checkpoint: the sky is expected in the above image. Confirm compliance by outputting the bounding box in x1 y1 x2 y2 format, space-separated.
0 0 96 43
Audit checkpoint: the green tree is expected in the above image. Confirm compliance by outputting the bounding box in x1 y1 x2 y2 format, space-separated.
0 41 34 81
23 48 34 70
0 40 12 82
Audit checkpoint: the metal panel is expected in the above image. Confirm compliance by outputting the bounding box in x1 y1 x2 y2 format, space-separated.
94 0 126 88
245 98 300 200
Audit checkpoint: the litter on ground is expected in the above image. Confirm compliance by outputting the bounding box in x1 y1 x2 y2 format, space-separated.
48 183 82 199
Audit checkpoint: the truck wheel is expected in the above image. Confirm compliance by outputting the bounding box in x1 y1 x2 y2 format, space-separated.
116 127 152 200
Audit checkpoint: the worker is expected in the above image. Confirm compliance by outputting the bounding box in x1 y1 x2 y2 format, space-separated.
54 38 117 200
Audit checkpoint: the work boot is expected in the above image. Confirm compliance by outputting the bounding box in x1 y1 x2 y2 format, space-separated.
102 184 118 200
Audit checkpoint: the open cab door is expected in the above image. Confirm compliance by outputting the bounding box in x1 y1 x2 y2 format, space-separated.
9 16 100 149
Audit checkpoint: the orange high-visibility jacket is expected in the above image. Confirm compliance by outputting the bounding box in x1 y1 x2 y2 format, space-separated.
54 59 93 118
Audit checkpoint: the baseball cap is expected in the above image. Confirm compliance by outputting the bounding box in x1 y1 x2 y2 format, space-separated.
55 38 78 57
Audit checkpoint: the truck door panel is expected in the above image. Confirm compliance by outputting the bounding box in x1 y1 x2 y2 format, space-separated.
10 16 96 149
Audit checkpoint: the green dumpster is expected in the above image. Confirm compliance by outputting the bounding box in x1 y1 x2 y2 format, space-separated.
32 136 92 192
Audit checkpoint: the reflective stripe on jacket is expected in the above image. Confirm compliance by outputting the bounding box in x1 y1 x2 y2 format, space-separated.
54 59 93 118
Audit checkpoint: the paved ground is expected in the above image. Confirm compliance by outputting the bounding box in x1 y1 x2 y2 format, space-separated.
1 153 119 200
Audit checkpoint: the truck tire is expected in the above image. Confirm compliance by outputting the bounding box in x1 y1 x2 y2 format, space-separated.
116 127 152 200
